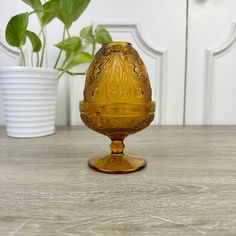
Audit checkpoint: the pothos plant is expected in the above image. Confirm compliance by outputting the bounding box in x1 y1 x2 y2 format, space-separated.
4 0 112 78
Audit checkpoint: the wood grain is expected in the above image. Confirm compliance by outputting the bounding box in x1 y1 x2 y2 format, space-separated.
1 126 236 235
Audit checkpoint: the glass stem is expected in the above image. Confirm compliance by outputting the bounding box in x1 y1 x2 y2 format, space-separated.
110 140 125 155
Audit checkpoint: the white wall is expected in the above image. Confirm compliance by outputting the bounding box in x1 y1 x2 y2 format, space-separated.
1 0 236 125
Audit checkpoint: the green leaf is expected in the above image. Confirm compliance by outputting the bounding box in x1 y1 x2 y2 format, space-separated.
26 30 42 52
5 13 29 48
53 0 90 29
23 0 44 10
41 0 58 26
23 0 44 19
95 26 112 44
63 52 92 72
55 36 82 52
80 25 94 43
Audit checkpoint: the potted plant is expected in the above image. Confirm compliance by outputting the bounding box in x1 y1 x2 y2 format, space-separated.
0 0 112 138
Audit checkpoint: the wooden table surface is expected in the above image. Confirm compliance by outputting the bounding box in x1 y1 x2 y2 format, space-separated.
1 126 236 236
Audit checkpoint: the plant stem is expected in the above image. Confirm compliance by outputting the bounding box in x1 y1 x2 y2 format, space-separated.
36 52 40 67
53 50 63 69
67 71 86 76
39 28 46 67
58 71 85 80
92 41 96 57
29 10 37 16
57 69 86 80
31 53 34 67
54 27 66 69
29 9 45 17
19 47 26 66
57 73 63 80
60 57 68 69
66 28 71 38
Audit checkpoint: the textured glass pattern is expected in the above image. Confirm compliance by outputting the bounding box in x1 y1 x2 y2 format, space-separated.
80 42 155 173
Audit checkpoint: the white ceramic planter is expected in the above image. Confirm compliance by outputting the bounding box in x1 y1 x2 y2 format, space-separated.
0 67 58 138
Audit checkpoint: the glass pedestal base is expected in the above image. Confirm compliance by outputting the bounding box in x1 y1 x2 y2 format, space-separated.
88 154 146 174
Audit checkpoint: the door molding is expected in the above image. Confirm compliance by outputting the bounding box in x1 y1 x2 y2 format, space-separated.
204 22 236 124
70 21 167 125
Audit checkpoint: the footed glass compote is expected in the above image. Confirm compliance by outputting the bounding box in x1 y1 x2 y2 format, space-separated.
80 42 155 174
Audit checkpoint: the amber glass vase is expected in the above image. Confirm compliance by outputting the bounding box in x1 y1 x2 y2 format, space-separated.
80 42 155 173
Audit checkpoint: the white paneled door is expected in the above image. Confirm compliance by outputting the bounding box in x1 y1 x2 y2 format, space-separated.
69 0 187 125
186 0 236 124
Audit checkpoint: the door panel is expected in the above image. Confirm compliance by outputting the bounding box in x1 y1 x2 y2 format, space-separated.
70 22 168 125
69 0 187 125
186 0 236 124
